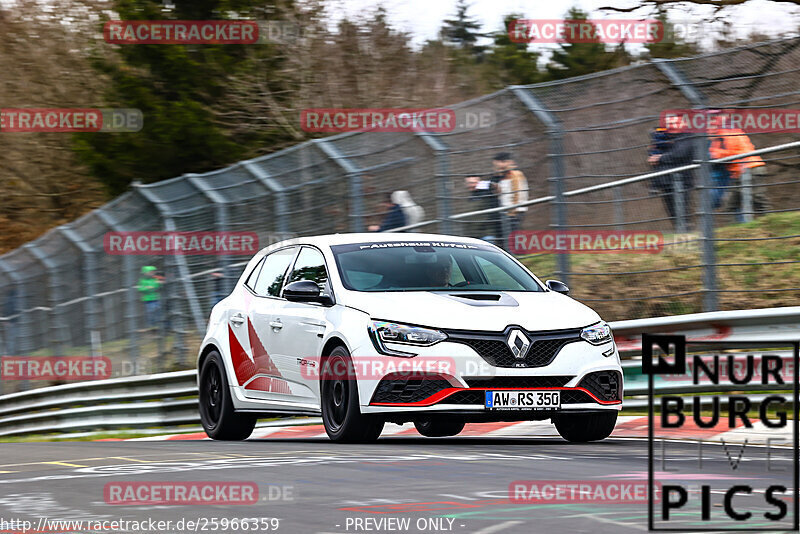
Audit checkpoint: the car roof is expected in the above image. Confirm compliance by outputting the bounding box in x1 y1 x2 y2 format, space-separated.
261 232 495 253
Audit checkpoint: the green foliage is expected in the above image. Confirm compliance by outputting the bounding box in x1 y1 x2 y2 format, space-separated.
483 14 541 87
75 0 281 195
440 0 487 60
72 1 703 196
642 7 700 59
544 7 632 81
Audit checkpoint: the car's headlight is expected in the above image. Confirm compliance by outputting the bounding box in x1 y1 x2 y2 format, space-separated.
581 322 613 345
371 320 447 346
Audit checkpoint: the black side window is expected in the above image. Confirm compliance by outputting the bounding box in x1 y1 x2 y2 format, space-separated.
253 247 296 297
286 247 330 296
245 258 265 290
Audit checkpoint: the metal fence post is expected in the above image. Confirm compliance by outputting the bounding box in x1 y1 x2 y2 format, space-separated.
0 260 25 393
510 86 569 283
161 236 183 369
416 133 452 235
741 168 754 222
696 136 718 311
243 161 288 235
315 139 365 233
57 226 98 349
655 60 717 311
674 178 687 234
185 174 233 295
23 244 65 358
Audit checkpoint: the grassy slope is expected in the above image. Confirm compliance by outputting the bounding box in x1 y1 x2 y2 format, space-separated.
519 212 800 321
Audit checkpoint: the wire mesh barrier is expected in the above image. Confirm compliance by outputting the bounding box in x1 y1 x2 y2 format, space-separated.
1 38 800 392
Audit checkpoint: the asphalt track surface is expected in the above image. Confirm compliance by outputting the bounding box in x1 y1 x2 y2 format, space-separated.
0 433 796 534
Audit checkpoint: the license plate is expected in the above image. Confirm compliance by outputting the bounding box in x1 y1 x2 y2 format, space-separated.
484 390 561 410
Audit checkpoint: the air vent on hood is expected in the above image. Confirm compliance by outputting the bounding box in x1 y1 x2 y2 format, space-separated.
437 291 518 306
450 293 502 301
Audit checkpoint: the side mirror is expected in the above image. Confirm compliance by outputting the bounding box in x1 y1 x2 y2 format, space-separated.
283 280 331 305
545 279 570 294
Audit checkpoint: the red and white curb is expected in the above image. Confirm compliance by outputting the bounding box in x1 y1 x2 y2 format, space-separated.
97 416 792 445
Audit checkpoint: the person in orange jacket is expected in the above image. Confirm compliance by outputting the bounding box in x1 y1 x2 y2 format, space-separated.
708 122 769 221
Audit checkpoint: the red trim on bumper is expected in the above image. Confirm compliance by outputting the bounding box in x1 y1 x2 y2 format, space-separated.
370 386 622 407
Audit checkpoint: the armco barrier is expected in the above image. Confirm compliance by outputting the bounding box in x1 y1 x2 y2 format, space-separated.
0 307 798 437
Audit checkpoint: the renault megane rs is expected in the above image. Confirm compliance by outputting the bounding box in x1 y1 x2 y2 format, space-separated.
197 233 622 442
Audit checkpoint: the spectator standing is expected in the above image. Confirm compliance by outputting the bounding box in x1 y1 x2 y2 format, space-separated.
465 171 501 240
709 125 769 221
465 152 528 242
138 265 162 330
368 192 406 232
494 153 530 233
391 190 425 227
707 115 734 212
647 124 673 196
648 118 695 230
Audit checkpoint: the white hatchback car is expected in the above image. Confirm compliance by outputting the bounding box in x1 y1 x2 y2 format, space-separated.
197 233 623 442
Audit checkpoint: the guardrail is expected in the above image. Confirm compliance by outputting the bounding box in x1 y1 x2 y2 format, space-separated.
0 306 798 437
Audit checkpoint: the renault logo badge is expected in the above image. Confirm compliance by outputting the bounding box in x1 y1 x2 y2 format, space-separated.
506 329 530 359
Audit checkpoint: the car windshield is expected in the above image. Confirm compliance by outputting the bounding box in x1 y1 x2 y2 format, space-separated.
331 241 544 292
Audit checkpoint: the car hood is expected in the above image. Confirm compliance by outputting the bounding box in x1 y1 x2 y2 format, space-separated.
341 290 602 332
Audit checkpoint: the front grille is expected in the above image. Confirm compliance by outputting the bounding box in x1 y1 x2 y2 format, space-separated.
560 390 594 404
440 390 484 404
370 373 452 404
445 327 582 368
464 376 572 388
578 371 622 402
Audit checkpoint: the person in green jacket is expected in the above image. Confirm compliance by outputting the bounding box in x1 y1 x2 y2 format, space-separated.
138 265 162 328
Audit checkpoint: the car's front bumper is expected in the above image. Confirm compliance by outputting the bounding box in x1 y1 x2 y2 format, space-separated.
354 336 623 415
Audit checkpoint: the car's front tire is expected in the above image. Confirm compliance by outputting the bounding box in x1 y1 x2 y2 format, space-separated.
414 416 465 437
321 346 384 443
553 411 617 442
199 350 257 440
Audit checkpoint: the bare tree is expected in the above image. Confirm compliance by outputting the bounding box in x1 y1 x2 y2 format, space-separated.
0 0 112 252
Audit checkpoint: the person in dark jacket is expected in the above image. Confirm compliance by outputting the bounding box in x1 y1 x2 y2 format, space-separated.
368 192 407 232
464 152 517 242
648 122 695 229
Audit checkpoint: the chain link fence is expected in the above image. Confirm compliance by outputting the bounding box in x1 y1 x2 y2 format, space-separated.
1 37 800 392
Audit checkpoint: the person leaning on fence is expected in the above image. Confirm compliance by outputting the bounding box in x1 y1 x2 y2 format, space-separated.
494 153 530 233
391 190 424 228
647 124 672 196
709 125 769 222
465 152 527 242
465 172 501 241
647 118 694 230
137 265 163 330
368 192 406 232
